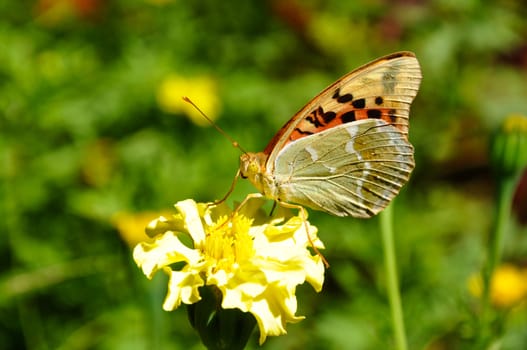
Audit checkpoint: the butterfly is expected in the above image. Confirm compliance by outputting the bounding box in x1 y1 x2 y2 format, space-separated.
238 52 422 218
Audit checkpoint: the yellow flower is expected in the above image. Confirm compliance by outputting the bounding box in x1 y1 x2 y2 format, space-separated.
468 264 527 308
112 210 173 247
156 74 220 126
133 196 325 344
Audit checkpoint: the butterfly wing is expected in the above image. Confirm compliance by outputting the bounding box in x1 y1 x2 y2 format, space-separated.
240 52 420 216
264 51 421 160
272 119 414 217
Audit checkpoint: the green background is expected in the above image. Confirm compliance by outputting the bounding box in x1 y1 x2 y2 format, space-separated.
1 0 527 349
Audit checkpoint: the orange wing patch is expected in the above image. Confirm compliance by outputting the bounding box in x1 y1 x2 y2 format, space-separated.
262 52 419 156
286 87 408 145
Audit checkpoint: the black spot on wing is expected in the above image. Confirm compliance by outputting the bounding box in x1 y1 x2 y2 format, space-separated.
352 98 365 109
332 88 353 103
388 109 397 123
306 113 323 127
367 109 382 119
341 111 356 123
375 96 383 105
294 127 314 135
322 111 336 123
337 93 354 103
332 88 341 99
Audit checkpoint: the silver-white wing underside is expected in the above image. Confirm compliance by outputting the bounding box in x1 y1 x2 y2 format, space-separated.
271 119 414 217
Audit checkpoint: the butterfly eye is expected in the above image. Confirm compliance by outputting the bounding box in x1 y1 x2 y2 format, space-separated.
239 159 258 179
239 154 250 178
239 152 268 195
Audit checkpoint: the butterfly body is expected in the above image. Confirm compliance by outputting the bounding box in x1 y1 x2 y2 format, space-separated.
239 52 421 218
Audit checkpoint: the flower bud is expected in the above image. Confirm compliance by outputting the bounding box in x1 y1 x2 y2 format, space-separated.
490 114 527 179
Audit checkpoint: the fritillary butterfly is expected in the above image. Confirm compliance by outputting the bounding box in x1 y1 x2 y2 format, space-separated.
239 52 422 217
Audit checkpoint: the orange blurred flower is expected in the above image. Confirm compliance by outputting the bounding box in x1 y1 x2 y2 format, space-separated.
34 0 102 25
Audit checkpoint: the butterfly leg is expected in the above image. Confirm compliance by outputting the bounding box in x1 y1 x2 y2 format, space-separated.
233 192 265 211
208 170 241 208
268 201 277 216
276 201 329 268
213 192 265 231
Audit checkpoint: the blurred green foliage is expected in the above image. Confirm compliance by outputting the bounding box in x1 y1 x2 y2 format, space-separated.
1 0 527 349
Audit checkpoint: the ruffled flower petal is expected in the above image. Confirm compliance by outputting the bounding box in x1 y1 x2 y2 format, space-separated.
163 268 205 310
133 196 326 344
133 231 201 279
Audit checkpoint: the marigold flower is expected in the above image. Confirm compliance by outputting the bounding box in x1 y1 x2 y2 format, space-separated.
469 264 527 308
133 196 325 344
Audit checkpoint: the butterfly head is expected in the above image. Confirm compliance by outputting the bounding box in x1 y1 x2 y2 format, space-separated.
239 152 268 194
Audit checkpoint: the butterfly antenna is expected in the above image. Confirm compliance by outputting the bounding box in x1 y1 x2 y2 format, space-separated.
182 96 247 154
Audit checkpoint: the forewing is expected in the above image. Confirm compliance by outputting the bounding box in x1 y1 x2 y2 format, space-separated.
273 119 414 217
264 52 421 161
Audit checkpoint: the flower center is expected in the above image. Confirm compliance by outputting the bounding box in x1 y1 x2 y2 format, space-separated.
203 214 254 271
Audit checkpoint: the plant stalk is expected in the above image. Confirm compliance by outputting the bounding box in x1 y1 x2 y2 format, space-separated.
380 204 408 350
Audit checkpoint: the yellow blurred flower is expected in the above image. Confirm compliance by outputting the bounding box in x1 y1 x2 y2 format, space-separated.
133 196 325 344
112 210 172 247
503 113 527 134
468 264 527 308
81 139 115 188
156 74 220 126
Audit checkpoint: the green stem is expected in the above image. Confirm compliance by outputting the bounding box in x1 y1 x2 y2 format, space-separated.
380 204 408 350
483 178 516 300
480 176 518 341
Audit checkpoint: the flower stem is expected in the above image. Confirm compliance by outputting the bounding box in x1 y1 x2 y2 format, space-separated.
483 178 516 303
479 176 518 342
380 204 408 350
